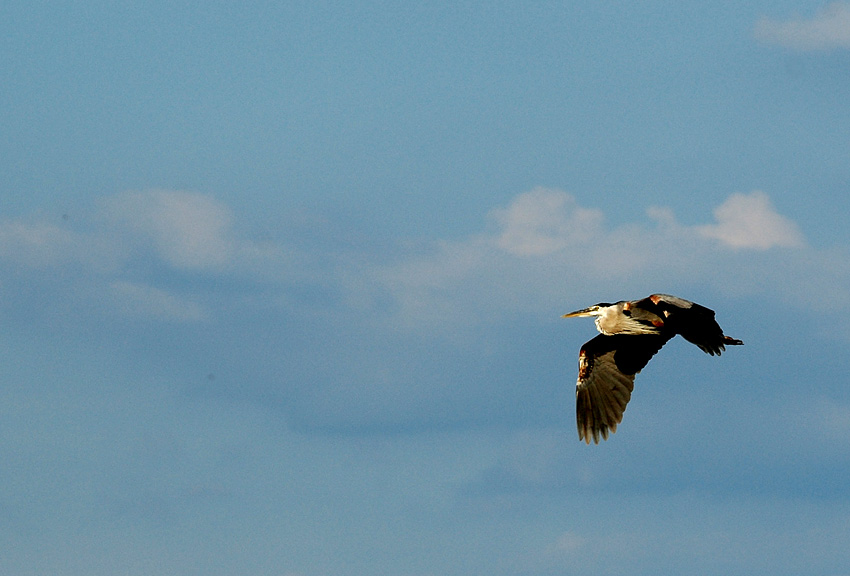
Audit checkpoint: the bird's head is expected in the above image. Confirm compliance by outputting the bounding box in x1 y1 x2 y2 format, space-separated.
561 303 612 319
563 301 646 336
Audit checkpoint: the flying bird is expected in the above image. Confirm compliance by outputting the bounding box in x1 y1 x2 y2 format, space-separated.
562 294 743 444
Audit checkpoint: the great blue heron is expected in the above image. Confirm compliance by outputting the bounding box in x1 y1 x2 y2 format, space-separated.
563 294 743 444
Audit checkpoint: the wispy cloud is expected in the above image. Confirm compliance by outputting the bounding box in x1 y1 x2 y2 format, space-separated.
0 189 297 322
108 280 207 322
0 219 120 271
101 190 238 271
755 2 850 51
100 189 298 280
0 187 841 332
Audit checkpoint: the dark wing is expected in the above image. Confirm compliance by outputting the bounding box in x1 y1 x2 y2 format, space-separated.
635 294 743 356
576 334 672 444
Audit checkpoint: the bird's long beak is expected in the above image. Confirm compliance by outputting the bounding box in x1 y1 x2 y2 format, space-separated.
562 306 597 318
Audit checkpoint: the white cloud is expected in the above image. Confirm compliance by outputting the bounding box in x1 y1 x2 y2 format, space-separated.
0 189 300 322
0 191 259 275
100 189 298 280
102 190 236 271
0 220 78 267
492 187 604 256
0 188 837 331
362 188 828 331
695 191 804 250
755 2 850 51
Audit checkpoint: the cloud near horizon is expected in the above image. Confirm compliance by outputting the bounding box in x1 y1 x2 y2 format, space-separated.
755 2 850 51
0 189 295 322
0 187 837 330
370 188 819 331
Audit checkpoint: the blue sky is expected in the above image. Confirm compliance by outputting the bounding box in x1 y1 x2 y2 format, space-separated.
2 1 850 575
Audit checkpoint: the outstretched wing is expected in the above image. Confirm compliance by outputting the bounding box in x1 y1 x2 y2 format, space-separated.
634 294 743 356
576 334 672 444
